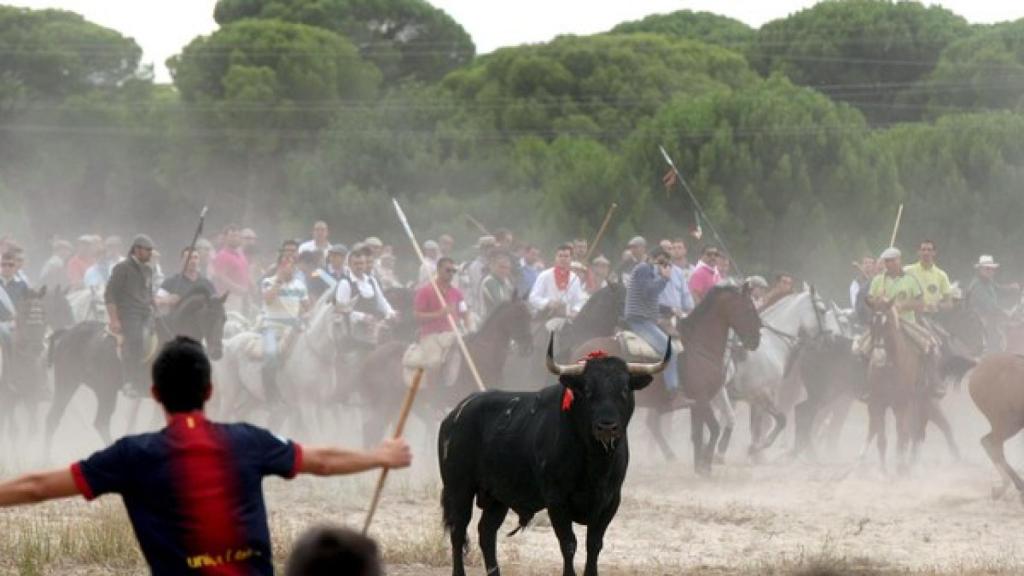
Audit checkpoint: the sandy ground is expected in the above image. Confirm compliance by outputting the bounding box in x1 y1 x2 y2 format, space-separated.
2 386 1024 575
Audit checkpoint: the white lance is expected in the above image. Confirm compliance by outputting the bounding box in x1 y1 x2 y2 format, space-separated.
392 198 487 392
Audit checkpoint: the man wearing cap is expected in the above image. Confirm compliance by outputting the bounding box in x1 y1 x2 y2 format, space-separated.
618 236 647 286
307 244 348 302
867 247 922 324
105 235 156 396
528 244 586 326
967 255 1018 353
688 246 722 305
298 221 330 263
84 236 124 289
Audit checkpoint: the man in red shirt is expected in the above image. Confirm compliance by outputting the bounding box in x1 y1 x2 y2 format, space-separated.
403 257 469 387
0 336 410 575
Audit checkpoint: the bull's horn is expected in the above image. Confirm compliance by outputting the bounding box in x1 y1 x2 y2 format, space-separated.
626 338 671 375
546 333 585 376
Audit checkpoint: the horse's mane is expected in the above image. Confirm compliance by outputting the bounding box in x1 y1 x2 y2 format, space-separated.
680 284 739 332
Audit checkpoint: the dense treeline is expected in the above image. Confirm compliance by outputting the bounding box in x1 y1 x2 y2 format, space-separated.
1 0 1023 293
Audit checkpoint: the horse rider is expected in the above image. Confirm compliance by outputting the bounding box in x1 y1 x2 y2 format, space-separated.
259 251 310 404
479 251 515 321
618 236 647 286
761 272 796 310
418 240 440 288
745 275 770 309
83 236 124 290
528 243 587 330
211 224 252 315
0 251 28 388
334 244 395 350
66 235 98 290
155 247 216 313
306 244 348 302
967 254 1019 353
688 245 722 305
625 247 686 408
867 247 923 323
403 257 470 386
460 235 496 324
587 255 612 294
903 240 955 394
850 255 877 326
39 238 72 292
297 220 331 263
105 234 157 397
657 246 695 333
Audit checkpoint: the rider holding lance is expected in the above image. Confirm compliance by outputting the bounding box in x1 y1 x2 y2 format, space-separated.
105 235 156 397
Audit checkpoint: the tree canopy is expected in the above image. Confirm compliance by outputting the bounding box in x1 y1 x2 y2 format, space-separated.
212 0 475 85
610 10 754 50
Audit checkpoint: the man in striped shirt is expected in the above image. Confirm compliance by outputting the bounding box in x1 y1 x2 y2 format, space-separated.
625 247 683 406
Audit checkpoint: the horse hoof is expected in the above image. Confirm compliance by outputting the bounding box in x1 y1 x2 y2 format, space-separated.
714 453 726 465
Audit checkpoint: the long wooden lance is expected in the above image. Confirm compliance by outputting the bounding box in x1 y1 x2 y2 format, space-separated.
393 198 487 392
583 203 618 264
362 368 423 535
658 145 742 278
889 203 904 248
464 213 490 237
182 206 209 275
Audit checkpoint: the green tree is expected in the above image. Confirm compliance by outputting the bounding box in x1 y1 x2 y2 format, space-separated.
440 33 758 145
922 20 1024 114
212 0 474 85
610 10 754 50
752 0 970 124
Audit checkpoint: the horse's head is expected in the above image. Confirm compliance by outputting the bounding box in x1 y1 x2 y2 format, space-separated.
725 283 762 350
492 297 533 356
798 287 842 342
43 284 75 332
173 289 228 360
14 287 48 356
868 298 899 343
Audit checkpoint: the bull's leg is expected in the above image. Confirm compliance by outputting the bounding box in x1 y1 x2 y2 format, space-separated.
548 507 578 576
645 409 676 461
477 503 509 575
583 508 617 576
443 488 474 576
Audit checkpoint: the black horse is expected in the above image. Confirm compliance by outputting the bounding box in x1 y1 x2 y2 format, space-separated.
45 287 227 448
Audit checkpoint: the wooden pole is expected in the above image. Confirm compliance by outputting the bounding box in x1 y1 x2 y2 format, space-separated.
362 368 424 535
582 203 618 264
393 198 487 392
464 213 490 237
889 203 904 248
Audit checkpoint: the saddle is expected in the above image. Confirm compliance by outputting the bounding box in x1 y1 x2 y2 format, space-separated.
402 332 461 389
106 326 160 364
615 330 683 361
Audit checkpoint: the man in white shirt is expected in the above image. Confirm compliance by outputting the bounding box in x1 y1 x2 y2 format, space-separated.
260 252 309 403
528 244 587 326
335 245 395 348
418 240 440 287
297 221 330 263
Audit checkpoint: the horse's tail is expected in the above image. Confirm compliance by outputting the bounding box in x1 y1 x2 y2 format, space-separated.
47 329 67 367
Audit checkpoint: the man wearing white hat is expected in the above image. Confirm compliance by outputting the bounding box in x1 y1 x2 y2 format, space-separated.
967 254 1018 353
868 247 923 324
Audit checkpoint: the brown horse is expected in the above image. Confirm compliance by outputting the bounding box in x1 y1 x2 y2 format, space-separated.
861 301 926 473
574 284 762 475
968 353 1024 502
358 298 534 448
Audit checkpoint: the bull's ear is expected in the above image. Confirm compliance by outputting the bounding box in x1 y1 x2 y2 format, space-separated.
628 375 653 391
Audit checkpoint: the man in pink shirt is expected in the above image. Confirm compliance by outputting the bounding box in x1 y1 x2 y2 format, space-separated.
403 257 469 387
211 224 251 313
688 245 722 305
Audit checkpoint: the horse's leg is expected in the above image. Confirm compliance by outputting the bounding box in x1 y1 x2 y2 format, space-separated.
823 393 855 453
690 401 706 476
646 408 677 461
44 373 77 457
712 388 736 463
981 428 1024 500
93 381 119 445
703 403 720 475
755 399 787 456
792 397 816 460
928 398 961 461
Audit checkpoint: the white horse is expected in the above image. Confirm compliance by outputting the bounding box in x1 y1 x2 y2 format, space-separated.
67 286 106 323
723 289 842 458
214 295 344 440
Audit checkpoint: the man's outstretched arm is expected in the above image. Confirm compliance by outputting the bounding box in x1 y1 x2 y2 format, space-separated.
299 439 411 477
0 468 79 507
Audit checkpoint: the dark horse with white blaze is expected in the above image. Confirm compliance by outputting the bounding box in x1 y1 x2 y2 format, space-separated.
358 298 533 448
439 335 669 576
574 284 761 475
45 287 227 448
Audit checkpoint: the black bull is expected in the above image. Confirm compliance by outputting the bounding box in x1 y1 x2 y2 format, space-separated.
438 336 670 576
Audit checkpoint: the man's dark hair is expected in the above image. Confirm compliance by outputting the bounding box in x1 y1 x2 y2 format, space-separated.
437 256 455 271
286 525 381 576
297 250 320 267
920 239 936 250
152 336 211 413
556 243 573 254
701 245 720 257
282 239 300 249
650 247 670 261
773 272 794 283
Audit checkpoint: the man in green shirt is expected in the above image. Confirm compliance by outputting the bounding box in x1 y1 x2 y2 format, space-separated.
903 240 952 314
868 247 923 324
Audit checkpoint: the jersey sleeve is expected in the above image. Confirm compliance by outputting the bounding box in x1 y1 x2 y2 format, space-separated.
247 426 303 479
71 439 133 500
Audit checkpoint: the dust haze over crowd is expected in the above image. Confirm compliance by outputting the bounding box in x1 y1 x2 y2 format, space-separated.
4 0 1024 574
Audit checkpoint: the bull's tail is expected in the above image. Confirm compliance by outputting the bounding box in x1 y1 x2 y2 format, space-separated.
506 512 535 537
47 329 67 368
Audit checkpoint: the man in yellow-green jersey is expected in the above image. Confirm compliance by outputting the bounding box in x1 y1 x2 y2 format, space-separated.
904 240 952 314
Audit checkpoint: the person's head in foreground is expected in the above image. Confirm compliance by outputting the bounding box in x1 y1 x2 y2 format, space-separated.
286 525 382 576
0 336 411 576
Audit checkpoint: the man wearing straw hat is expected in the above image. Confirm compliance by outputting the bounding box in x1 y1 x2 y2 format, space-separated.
967 255 1019 353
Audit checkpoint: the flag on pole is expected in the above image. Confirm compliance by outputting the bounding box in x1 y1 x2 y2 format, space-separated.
690 213 703 241
662 168 677 194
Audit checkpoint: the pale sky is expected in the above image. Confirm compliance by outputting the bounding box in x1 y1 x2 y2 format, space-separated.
10 1 1024 82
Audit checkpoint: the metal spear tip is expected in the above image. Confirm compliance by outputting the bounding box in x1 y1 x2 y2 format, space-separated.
200 206 209 217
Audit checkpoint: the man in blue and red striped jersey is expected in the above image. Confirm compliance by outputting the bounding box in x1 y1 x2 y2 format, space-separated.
0 336 411 575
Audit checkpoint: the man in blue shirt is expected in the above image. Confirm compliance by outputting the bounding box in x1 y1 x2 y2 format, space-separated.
0 336 411 575
625 247 683 406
